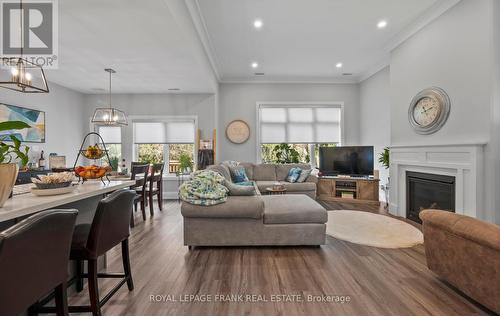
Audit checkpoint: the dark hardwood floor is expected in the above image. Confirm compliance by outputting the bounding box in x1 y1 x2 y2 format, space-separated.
67 200 491 316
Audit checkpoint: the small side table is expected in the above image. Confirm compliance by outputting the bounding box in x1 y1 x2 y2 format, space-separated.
176 172 191 202
266 187 287 195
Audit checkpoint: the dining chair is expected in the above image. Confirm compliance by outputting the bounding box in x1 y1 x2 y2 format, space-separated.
130 164 149 226
146 163 164 215
0 209 78 316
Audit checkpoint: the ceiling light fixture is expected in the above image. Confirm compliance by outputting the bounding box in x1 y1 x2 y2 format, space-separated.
251 62 259 69
336 63 343 68
91 69 128 126
253 19 263 29
0 0 49 93
377 20 388 29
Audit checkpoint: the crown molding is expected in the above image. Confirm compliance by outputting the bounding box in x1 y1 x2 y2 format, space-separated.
220 76 359 85
384 0 462 53
358 56 390 83
184 0 222 81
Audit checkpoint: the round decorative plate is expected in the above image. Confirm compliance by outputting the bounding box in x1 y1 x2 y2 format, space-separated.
408 87 451 135
226 120 250 144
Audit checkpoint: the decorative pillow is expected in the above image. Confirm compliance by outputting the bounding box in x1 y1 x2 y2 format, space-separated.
286 167 302 183
229 165 249 183
224 180 256 196
296 169 312 183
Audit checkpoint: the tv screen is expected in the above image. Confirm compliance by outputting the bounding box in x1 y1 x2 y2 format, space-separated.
319 146 374 177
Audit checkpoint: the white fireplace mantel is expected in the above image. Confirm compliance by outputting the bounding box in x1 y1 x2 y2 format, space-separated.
389 144 485 219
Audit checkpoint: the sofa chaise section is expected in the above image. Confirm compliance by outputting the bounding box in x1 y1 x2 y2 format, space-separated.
181 195 327 247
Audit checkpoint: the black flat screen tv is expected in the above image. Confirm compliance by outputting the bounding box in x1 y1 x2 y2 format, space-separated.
319 146 374 177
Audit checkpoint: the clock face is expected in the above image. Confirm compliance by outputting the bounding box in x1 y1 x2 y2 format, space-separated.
412 97 440 127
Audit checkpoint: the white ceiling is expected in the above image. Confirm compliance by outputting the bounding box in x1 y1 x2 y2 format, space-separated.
46 0 217 94
195 0 453 83
45 0 460 94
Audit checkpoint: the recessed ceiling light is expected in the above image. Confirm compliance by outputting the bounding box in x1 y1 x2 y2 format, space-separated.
254 72 265 76
168 88 180 91
253 19 263 29
251 62 259 69
336 63 343 68
377 20 387 29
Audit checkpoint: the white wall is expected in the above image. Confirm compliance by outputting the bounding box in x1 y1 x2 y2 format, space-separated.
359 67 391 201
1 82 86 166
491 0 500 224
218 83 360 162
389 0 497 222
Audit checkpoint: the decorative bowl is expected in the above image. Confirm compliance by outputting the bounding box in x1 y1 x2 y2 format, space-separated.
34 181 73 189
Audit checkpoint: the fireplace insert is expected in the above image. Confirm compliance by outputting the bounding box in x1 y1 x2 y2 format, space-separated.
406 171 455 224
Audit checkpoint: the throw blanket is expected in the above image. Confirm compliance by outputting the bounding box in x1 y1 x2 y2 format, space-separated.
179 170 229 206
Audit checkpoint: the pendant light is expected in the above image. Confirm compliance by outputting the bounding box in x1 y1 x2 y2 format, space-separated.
0 0 49 93
91 68 128 126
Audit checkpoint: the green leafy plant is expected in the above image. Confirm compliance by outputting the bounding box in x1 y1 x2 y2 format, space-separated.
378 147 390 169
107 156 119 171
0 121 30 167
179 152 193 172
271 143 300 164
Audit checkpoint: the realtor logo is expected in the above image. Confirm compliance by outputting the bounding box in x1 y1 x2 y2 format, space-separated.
0 0 58 68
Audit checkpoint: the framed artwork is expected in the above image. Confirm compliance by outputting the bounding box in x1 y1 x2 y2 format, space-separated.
0 103 46 143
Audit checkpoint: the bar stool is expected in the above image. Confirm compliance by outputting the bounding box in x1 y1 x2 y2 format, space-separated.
0 209 78 316
145 163 164 215
69 189 136 316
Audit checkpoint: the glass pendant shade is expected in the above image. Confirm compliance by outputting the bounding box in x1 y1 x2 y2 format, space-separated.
92 108 128 126
0 57 49 93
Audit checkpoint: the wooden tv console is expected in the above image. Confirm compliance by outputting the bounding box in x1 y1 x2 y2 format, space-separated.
317 176 380 204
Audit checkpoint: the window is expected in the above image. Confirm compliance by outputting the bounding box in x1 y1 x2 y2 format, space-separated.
133 120 195 173
98 126 122 171
258 104 342 166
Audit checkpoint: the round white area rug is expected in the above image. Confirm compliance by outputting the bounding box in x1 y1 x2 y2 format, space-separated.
326 210 423 248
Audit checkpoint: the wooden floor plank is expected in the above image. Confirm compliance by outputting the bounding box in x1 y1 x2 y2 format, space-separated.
66 201 490 316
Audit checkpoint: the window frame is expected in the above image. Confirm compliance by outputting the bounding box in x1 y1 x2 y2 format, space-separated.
255 102 344 165
130 116 198 172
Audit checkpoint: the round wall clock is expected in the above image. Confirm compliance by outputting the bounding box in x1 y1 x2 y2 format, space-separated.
408 87 451 135
226 120 250 144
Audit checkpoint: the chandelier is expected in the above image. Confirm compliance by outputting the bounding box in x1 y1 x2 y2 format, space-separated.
0 0 49 93
91 68 128 126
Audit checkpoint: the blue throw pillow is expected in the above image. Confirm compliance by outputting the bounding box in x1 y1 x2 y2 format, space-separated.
229 165 249 183
286 167 302 183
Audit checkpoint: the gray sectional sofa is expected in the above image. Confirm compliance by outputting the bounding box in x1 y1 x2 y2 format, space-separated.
181 163 327 247
208 162 318 199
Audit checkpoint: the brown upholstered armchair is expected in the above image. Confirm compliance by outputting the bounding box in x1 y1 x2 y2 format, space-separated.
420 210 500 314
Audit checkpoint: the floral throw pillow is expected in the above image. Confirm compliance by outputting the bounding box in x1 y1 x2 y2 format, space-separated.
286 167 302 183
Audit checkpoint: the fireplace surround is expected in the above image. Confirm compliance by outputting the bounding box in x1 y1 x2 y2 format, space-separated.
389 144 484 220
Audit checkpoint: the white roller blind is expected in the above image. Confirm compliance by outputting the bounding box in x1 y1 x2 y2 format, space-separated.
134 122 166 144
134 121 195 144
259 106 341 144
98 126 121 144
165 121 195 143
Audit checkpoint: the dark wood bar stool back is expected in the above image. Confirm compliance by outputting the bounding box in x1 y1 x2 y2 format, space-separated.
146 163 164 215
0 209 78 316
130 164 149 225
67 189 136 316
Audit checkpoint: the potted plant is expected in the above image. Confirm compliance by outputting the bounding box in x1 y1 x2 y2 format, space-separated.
0 121 30 207
179 153 193 174
378 147 390 169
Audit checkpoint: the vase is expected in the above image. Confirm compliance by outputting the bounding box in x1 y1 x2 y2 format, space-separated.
0 163 19 207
